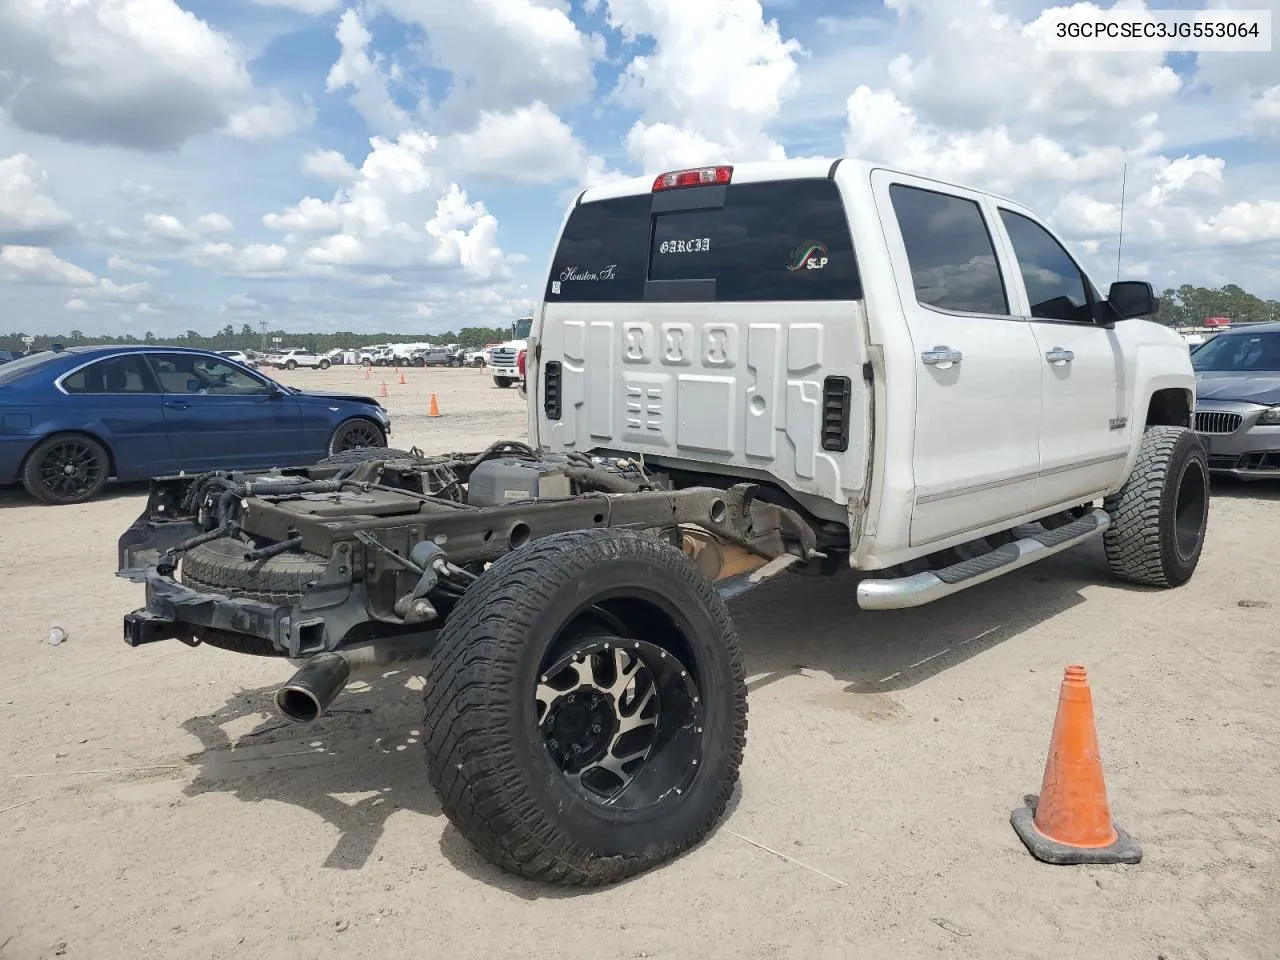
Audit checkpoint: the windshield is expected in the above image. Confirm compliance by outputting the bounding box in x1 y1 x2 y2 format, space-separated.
0 351 63 385
1191 331 1280 372
513 318 532 339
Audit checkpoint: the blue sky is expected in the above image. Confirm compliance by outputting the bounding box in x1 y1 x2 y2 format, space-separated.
1 0 1277 336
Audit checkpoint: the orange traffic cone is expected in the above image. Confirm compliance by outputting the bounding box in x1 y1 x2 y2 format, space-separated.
428 393 440 417
379 381 388 398
398 370 406 385
1011 665 1141 864
363 366 371 379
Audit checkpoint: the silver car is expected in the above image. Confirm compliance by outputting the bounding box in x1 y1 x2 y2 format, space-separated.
1192 321 1280 479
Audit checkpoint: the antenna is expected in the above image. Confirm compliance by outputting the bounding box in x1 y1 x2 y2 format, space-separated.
1115 162 1127 282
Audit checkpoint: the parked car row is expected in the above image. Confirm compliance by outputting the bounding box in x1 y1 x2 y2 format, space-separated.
0 345 392 504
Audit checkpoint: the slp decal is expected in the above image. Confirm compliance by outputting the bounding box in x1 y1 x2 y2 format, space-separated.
787 241 829 271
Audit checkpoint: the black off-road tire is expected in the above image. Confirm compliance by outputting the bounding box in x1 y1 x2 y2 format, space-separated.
179 538 328 657
494 377 513 389
180 536 328 603
1103 425 1210 588
422 528 747 886
317 446 425 466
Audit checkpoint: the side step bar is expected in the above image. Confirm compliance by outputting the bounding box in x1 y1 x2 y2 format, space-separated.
856 508 1110 611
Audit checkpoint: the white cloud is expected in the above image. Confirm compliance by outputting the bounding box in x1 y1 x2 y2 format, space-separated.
0 245 97 286
375 0 604 122
0 153 76 244
604 0 803 171
325 9 410 134
0 0 254 151
1249 85 1280 134
0 245 150 302
143 213 195 243
441 101 595 183
194 213 235 234
142 211 235 243
195 242 292 275
302 149 359 184
249 0 342 13
224 92 315 141
881 0 1181 132
107 255 168 276
265 131 518 279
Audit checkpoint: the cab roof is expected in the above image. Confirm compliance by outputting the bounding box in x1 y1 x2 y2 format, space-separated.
576 156 1023 208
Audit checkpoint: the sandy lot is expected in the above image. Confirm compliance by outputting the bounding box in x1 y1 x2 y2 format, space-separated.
1 364 1278 960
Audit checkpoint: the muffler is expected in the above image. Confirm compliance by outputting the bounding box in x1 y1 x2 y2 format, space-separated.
275 652 351 723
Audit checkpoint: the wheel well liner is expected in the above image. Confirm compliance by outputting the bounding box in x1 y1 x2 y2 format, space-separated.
1145 388 1192 428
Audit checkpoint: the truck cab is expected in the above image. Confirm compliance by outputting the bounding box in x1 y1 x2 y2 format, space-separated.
491 317 533 389
526 158 1202 587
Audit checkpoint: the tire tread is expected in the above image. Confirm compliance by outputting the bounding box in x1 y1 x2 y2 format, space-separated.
422 528 746 886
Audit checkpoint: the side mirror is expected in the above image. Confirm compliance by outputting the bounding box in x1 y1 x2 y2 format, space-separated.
1106 280 1157 320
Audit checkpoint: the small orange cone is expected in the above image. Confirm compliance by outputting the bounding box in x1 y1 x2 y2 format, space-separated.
398 371 406 385
428 393 440 417
1011 665 1141 864
363 366 371 379
379 381 388 398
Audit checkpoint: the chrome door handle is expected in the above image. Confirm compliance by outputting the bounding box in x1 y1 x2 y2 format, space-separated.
922 346 963 366
1045 348 1074 364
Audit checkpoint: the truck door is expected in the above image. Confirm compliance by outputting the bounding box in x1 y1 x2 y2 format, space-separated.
992 205 1133 506
871 170 1045 546
530 166 871 515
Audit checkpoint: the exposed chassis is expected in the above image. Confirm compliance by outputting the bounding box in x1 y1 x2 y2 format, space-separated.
117 454 819 661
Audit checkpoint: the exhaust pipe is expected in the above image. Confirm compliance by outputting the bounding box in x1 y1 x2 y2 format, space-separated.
274 634 440 723
275 652 351 723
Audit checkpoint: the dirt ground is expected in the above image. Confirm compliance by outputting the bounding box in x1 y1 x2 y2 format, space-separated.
1 364 1278 960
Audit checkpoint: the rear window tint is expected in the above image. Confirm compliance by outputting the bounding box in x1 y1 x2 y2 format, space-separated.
648 180 861 301
545 179 861 303
546 194 650 302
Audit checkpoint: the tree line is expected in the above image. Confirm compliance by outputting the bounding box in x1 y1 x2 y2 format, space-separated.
3 283 1278 354
0 323 519 355
1153 284 1278 327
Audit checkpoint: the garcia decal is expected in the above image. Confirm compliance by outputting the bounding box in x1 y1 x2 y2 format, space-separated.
658 238 711 254
787 241 829 271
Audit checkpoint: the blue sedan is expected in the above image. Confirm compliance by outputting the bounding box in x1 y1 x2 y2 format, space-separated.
0 345 392 504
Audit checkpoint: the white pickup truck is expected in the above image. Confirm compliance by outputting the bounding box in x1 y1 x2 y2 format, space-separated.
117 157 1209 889
530 158 1208 600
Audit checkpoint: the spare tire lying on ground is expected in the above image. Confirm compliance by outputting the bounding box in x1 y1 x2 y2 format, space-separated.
422 527 747 885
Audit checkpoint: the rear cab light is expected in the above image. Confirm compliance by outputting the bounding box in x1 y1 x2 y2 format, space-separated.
518 349 527 378
652 166 733 191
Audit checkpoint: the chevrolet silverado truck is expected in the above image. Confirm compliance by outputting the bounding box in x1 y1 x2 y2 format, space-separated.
117 159 1208 887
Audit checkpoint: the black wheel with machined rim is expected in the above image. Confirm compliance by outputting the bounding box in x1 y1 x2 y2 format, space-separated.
328 418 386 456
21 433 111 505
422 527 746 885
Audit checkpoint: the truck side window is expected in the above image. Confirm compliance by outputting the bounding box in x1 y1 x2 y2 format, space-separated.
998 209 1093 323
546 194 651 302
889 184 1009 316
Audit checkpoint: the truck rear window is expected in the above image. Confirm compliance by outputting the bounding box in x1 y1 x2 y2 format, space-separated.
546 179 861 304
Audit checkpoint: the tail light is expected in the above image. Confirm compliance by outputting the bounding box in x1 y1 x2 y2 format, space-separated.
518 348 527 378
652 165 733 191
